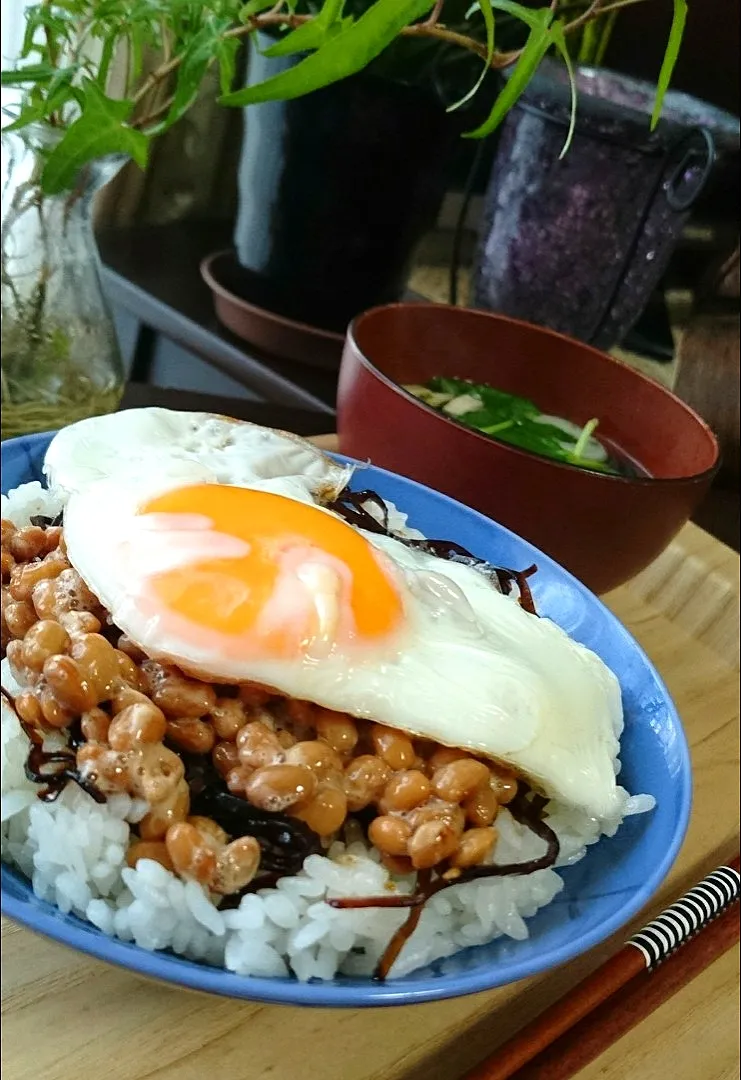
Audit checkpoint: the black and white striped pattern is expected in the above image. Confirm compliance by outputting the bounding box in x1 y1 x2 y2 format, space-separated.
628 864 740 970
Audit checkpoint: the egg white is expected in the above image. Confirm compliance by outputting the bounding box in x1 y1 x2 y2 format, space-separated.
44 407 350 502
48 409 631 825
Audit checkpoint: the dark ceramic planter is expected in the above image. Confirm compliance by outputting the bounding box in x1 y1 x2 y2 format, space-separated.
471 60 740 350
232 37 456 334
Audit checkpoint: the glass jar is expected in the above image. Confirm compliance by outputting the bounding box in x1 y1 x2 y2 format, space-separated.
1 124 125 440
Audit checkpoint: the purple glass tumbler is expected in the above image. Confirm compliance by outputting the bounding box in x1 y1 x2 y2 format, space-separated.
472 59 739 349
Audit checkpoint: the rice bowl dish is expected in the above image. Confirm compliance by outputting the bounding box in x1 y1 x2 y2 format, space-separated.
1 410 681 997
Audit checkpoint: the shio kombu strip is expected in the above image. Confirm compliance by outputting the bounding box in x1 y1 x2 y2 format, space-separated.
325 488 539 615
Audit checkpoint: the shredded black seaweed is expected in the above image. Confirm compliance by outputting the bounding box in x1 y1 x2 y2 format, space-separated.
2 687 106 804
324 488 539 616
183 755 322 877
327 787 559 981
29 513 63 528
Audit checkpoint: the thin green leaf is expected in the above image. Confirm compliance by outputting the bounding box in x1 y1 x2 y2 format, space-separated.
577 18 598 65
549 21 577 158
97 35 117 91
488 0 550 32
47 65 79 94
158 17 232 132
1 104 46 132
20 8 43 60
651 0 687 129
215 36 241 96
481 0 495 55
240 0 278 17
446 0 495 113
594 10 618 67
129 23 145 85
1 63 59 86
452 0 557 119
220 0 435 107
263 0 349 57
40 79 149 195
2 76 84 132
316 0 347 25
465 8 552 139
263 18 352 57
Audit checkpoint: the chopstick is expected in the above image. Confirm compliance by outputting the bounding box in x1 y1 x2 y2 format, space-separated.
503 895 740 1080
463 856 740 1080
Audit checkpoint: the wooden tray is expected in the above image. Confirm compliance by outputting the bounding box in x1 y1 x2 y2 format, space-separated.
3 440 739 1080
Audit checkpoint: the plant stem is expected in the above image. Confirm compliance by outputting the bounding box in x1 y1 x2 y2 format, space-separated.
425 0 446 27
594 8 619 64
403 21 493 62
161 20 172 65
563 0 606 34
41 0 62 126
136 93 177 130
129 0 652 126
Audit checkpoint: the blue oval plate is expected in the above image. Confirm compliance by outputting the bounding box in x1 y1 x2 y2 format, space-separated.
1 431 691 1006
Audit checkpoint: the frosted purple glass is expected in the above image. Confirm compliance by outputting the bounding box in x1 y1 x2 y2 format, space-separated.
472 61 739 349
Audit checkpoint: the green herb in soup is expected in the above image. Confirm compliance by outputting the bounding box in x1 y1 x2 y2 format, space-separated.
404 377 629 476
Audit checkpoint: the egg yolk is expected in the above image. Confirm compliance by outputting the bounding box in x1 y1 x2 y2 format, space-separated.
138 484 403 657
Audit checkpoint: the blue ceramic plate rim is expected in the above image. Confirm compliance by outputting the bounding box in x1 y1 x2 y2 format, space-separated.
0 431 692 1007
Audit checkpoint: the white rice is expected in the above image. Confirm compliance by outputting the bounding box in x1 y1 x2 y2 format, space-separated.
0 480 66 528
0 480 655 981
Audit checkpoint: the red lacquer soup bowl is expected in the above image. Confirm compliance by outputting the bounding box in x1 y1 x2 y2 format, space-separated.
337 303 719 594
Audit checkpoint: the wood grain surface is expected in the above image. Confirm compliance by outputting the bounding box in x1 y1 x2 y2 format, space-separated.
571 943 740 1080
2 470 739 1080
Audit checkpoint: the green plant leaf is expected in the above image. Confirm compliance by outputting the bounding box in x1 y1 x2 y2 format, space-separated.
1 63 59 86
220 0 435 107
549 20 577 158
97 35 117 91
157 16 233 132
577 18 598 65
1 104 46 132
240 0 278 17
129 22 146 86
651 0 688 129
262 17 353 56
215 35 242 96
263 0 350 57
446 0 495 113
40 80 149 195
481 0 496 55
488 0 549 32
20 7 43 60
593 10 618 67
3 64 84 131
464 6 552 139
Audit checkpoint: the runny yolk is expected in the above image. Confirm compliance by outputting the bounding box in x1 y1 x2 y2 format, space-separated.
139 484 403 656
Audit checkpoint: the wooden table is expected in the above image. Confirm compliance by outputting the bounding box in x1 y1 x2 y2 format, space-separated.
2 438 739 1080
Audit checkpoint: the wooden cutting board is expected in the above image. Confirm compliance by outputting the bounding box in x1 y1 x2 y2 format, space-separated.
2 440 739 1080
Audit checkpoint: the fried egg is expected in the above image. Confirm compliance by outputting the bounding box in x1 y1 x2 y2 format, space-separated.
47 409 630 824
44 407 351 505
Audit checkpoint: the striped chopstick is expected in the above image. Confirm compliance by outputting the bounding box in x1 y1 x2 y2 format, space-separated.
463 857 740 1080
